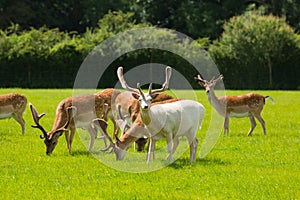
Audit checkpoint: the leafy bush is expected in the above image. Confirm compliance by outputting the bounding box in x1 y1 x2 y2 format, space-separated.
0 11 145 88
209 13 300 89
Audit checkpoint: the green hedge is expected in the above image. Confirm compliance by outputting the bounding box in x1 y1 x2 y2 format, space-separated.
0 11 299 89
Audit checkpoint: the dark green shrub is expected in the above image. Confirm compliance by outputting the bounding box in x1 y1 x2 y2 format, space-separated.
209 13 300 89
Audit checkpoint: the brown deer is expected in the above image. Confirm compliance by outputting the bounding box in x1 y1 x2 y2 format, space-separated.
0 93 27 135
195 74 274 136
111 91 175 152
95 66 204 163
30 89 120 155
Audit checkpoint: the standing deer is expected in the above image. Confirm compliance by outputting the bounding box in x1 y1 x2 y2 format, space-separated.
195 74 274 136
112 91 175 152
30 89 120 155
111 66 205 163
0 93 27 135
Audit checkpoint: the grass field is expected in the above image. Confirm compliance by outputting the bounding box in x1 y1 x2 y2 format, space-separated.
0 89 299 199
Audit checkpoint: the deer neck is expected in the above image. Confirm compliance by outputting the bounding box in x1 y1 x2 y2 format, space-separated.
117 132 137 150
140 107 152 126
207 88 226 116
49 110 69 136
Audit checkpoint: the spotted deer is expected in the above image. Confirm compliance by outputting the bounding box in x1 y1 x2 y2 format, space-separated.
95 66 205 163
195 74 274 136
0 93 27 135
30 89 120 155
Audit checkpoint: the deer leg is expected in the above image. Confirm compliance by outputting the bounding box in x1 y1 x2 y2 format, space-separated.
68 127 76 153
166 133 174 162
248 115 257 136
172 137 179 154
65 130 70 151
12 113 25 135
189 137 198 163
254 113 266 135
146 137 155 163
134 142 137 152
224 114 230 135
87 126 97 152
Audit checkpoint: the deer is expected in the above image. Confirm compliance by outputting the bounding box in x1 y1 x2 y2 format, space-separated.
195 74 274 136
0 93 27 135
111 90 175 152
30 88 121 155
99 66 205 163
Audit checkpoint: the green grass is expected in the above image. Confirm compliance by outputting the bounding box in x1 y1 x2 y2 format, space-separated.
0 89 299 199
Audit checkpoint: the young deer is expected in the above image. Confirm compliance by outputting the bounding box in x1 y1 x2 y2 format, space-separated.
114 66 204 163
30 89 120 155
0 93 27 135
195 74 274 136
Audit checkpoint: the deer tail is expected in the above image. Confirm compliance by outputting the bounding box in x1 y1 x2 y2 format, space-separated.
265 96 275 104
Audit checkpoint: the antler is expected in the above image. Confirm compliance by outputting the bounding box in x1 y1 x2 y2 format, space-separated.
149 66 172 95
117 66 172 96
212 74 224 83
30 103 48 139
137 82 147 101
117 66 140 94
116 104 131 133
194 74 207 83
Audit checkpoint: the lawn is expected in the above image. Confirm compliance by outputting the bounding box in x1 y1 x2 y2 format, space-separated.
0 89 299 199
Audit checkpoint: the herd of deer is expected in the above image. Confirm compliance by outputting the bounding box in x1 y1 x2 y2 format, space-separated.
0 66 273 163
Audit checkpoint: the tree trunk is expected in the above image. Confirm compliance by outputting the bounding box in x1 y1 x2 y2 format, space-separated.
267 57 273 88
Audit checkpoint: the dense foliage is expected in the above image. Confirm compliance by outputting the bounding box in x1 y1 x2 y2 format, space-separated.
1 0 300 38
210 12 300 90
0 1 299 89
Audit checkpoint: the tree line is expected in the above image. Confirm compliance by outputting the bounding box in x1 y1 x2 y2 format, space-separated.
0 1 299 89
1 0 300 39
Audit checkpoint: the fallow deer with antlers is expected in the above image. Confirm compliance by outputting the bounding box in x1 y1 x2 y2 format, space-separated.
195 74 274 136
30 88 120 155
111 90 175 152
96 66 205 163
0 93 27 135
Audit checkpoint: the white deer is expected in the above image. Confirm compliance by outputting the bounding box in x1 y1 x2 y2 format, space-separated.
195 74 274 136
0 93 27 135
111 90 175 152
113 66 205 163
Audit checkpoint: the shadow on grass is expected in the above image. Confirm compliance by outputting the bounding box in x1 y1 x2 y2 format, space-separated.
70 150 93 156
168 157 231 169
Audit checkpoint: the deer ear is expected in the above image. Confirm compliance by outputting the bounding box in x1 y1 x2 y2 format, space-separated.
150 93 159 100
132 93 139 99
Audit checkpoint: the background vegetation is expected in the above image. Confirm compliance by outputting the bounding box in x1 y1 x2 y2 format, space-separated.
0 89 299 199
0 1 299 89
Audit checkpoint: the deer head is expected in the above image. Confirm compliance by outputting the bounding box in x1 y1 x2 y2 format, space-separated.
194 74 224 93
92 118 128 160
30 103 76 155
117 66 172 110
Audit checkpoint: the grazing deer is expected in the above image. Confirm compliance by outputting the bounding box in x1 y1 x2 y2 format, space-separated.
113 66 205 163
30 89 120 155
0 93 27 135
195 74 274 136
